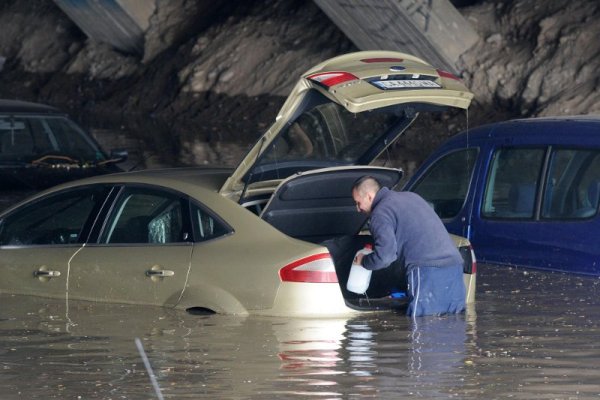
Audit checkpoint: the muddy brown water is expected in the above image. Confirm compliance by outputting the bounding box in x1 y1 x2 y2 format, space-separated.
1 264 600 399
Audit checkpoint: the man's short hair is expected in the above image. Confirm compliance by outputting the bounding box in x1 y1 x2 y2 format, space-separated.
352 176 381 196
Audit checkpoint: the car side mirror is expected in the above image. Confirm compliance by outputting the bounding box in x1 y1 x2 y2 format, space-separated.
109 149 128 163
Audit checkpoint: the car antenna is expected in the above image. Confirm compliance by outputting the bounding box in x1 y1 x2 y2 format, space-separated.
239 136 266 204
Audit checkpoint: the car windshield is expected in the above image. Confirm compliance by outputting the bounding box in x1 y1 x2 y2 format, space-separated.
0 114 105 164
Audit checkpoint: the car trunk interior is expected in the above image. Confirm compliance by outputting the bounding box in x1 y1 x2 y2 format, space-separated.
260 167 409 311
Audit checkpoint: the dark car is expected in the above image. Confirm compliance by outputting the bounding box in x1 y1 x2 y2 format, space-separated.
405 116 600 275
0 99 127 191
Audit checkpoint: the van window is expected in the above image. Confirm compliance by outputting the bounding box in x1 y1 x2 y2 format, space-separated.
411 148 478 219
482 148 545 219
542 149 600 219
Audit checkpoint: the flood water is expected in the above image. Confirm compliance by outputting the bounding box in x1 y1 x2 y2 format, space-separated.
2 264 600 399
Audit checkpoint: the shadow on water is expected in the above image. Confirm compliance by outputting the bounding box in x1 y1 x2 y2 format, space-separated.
1 264 600 399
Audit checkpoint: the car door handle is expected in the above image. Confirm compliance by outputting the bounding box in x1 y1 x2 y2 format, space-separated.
146 269 175 277
34 270 61 278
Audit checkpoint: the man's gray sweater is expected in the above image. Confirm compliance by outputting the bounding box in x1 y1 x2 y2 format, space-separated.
362 188 463 271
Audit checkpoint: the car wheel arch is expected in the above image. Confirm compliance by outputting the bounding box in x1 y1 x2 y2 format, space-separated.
176 284 250 316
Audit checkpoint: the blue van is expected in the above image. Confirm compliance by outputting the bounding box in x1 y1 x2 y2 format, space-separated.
404 116 600 275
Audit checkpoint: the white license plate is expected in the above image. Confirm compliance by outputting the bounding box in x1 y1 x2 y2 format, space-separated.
371 80 441 89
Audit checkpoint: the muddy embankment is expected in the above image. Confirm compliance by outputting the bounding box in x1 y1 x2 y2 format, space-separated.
0 0 598 174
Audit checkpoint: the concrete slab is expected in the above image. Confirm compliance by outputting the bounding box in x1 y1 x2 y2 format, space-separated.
313 0 479 73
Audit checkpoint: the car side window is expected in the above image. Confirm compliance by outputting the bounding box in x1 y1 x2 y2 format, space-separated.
482 148 545 219
410 148 478 219
100 187 187 244
0 186 108 246
542 149 600 219
190 201 231 242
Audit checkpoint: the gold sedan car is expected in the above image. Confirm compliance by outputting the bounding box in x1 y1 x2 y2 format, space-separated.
0 51 476 316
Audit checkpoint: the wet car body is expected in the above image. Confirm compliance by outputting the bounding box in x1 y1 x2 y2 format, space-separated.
0 99 126 191
405 116 600 275
0 51 476 316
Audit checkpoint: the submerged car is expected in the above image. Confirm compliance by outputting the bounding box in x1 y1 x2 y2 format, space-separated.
0 99 127 190
405 116 600 275
0 51 476 316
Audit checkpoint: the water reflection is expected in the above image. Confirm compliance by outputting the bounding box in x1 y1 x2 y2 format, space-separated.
407 314 469 397
1 294 475 399
3 266 600 399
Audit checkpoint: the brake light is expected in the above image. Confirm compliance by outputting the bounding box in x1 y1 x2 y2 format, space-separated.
360 57 404 63
279 253 339 283
436 69 460 81
307 72 358 88
471 247 477 274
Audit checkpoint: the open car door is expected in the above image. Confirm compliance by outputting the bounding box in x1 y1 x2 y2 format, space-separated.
220 50 473 203
260 166 403 243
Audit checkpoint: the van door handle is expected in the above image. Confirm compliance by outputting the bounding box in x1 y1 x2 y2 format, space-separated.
146 269 175 277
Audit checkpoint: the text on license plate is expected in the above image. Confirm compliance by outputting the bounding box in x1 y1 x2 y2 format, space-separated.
371 80 441 89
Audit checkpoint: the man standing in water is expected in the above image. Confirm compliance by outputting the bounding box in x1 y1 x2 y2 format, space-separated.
351 176 465 317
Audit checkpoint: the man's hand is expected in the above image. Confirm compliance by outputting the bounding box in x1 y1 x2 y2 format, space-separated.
354 252 364 266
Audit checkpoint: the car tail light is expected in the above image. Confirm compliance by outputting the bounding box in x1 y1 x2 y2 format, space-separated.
459 245 477 275
279 253 339 283
306 72 358 88
436 69 461 81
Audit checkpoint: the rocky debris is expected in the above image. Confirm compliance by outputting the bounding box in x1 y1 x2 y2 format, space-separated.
0 0 598 172
176 1 354 97
66 43 140 80
460 0 600 119
0 0 84 74
142 0 224 64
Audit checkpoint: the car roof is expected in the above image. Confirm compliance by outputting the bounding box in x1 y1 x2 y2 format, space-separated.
51 167 235 192
444 115 600 147
484 115 600 129
0 99 64 115
0 167 239 218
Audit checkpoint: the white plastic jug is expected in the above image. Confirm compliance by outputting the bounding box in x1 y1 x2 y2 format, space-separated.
346 244 373 294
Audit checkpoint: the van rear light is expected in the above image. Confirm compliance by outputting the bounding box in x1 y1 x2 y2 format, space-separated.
279 253 339 283
460 245 477 275
307 72 358 88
